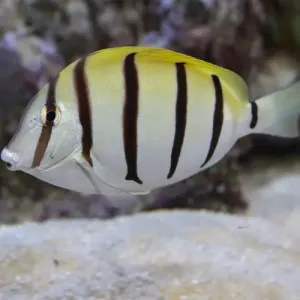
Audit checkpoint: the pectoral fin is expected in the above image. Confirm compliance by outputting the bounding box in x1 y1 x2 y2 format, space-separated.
75 154 131 198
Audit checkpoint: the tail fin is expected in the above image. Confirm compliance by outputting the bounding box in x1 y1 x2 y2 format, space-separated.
237 81 300 139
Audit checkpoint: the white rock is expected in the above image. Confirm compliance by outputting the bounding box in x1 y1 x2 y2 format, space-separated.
240 157 300 224
0 210 299 300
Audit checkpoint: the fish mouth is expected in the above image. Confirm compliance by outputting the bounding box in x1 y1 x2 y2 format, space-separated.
1 147 33 172
1 147 22 171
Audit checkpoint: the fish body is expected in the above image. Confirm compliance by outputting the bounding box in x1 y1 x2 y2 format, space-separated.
2 46 300 196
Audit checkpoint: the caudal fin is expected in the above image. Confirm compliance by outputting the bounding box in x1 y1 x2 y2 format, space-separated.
238 81 300 139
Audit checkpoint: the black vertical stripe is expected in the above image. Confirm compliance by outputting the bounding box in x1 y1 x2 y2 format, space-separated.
167 62 188 179
201 74 224 168
74 57 93 167
31 76 58 168
250 102 258 129
123 52 143 184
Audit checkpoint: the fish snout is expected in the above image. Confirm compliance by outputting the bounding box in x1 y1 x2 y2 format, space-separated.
1 148 20 171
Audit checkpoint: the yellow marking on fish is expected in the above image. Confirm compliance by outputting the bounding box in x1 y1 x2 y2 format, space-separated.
84 46 249 118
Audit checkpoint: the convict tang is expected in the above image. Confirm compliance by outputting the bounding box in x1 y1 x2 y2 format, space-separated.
1 46 300 197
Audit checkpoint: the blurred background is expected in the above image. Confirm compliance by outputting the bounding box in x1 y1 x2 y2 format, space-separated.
0 0 300 224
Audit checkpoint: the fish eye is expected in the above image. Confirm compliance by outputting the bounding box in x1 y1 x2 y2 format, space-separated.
46 111 56 122
40 105 61 126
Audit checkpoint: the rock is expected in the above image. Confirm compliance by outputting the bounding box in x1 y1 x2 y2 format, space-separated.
248 51 300 100
0 0 23 32
0 210 299 299
240 156 300 224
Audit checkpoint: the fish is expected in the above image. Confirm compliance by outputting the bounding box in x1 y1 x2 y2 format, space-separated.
1 46 300 197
